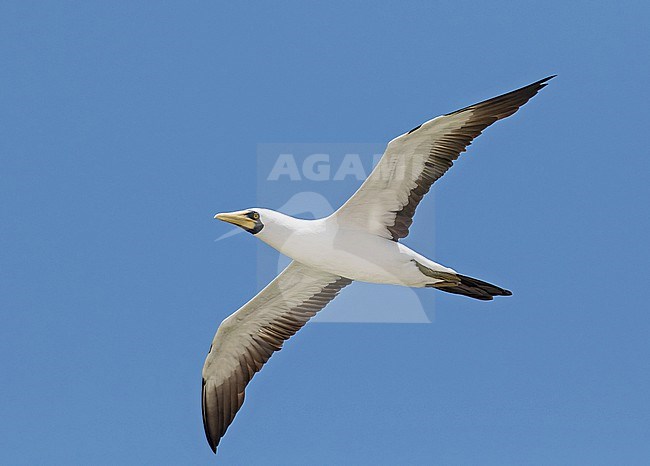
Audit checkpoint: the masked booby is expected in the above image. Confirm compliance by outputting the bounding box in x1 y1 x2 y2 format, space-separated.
203 76 554 452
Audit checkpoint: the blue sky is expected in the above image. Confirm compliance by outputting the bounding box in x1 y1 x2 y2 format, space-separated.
2 1 649 464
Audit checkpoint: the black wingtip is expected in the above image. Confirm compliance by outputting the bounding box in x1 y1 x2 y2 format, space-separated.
517 75 556 93
444 75 556 118
202 377 219 454
536 75 556 88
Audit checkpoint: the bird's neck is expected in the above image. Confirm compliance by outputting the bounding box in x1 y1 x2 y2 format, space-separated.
255 214 324 259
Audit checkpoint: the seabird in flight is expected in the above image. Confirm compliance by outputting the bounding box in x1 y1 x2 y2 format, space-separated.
203 76 554 452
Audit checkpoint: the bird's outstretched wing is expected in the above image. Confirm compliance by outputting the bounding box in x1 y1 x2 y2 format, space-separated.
333 76 554 241
201 261 351 452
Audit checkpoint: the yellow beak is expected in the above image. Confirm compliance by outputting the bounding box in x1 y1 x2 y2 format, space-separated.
214 210 256 230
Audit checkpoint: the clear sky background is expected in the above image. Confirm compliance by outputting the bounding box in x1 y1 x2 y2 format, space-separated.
2 1 649 465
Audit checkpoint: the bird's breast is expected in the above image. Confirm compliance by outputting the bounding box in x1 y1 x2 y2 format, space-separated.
275 228 422 285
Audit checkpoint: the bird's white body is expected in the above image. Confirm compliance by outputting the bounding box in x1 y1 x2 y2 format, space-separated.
255 209 455 286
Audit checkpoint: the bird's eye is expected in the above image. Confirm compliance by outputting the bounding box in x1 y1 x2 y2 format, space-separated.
252 212 260 220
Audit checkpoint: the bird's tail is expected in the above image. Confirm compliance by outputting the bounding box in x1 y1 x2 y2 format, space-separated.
432 274 512 301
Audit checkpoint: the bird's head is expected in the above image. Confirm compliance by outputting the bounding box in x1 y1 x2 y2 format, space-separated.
214 208 266 235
